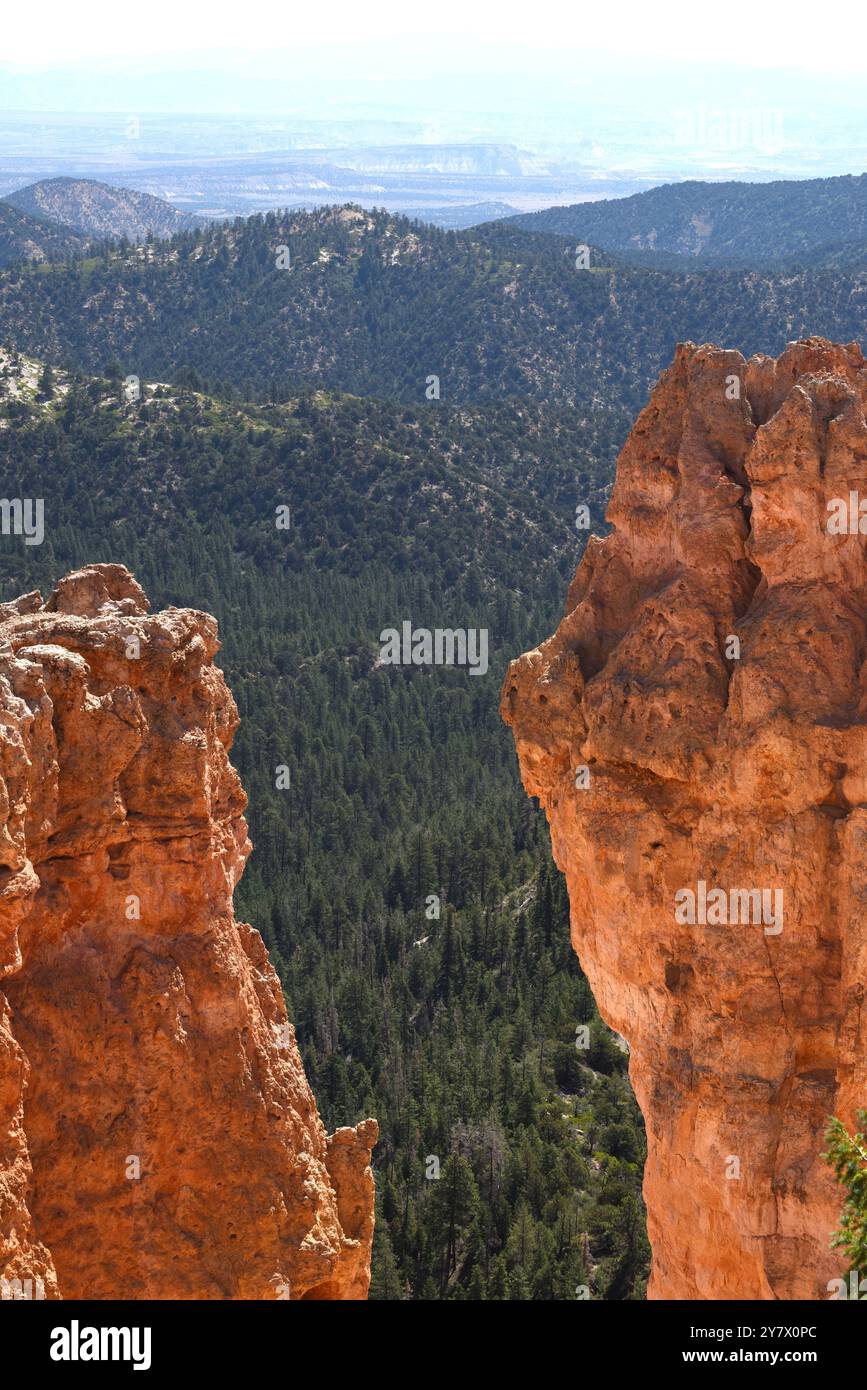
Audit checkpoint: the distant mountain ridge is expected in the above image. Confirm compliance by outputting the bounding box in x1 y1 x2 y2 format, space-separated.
4 178 205 243
2 203 867 418
503 173 867 263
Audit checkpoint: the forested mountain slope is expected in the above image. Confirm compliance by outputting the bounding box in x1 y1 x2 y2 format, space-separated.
0 359 648 1300
1 206 866 416
0 201 88 267
504 174 867 262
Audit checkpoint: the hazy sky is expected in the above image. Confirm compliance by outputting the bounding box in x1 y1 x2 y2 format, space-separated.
3 0 866 74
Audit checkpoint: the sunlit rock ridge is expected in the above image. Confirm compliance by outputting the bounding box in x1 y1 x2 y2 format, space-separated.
0 565 376 1300
502 338 867 1299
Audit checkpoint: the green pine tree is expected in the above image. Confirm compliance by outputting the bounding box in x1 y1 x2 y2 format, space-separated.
825 1110 867 1277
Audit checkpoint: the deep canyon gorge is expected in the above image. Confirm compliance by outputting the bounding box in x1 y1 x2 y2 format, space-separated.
2 337 865 1303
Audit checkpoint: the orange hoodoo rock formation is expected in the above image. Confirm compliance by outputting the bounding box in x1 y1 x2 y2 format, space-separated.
502 338 867 1300
0 564 376 1300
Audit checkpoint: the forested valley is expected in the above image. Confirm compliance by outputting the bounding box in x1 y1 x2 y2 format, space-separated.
0 362 649 1298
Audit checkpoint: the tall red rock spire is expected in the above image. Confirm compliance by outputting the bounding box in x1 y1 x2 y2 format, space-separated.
502 339 867 1299
0 564 376 1300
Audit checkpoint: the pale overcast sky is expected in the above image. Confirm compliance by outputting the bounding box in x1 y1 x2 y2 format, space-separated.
2 0 866 74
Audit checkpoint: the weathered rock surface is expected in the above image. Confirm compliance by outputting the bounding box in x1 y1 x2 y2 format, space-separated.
502 338 867 1300
0 564 376 1300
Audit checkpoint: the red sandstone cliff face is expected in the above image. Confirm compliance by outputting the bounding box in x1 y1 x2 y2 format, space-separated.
0 564 376 1300
502 338 867 1300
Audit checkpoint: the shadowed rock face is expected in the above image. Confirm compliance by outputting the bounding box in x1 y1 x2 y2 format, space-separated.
0 564 376 1301
502 339 867 1300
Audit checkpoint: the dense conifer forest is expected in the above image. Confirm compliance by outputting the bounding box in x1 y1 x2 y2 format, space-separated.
2 205 867 417
0 369 649 1298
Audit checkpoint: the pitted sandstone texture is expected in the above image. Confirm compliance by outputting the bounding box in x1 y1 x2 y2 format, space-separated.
0 564 376 1300
502 338 867 1300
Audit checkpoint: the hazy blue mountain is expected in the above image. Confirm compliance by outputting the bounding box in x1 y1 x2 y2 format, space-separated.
4 178 206 242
